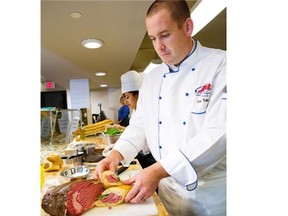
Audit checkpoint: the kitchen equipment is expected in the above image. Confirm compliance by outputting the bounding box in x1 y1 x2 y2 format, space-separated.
82 143 104 162
67 142 85 151
107 134 121 144
102 125 124 144
60 166 90 179
102 133 121 145
61 150 84 165
115 161 137 175
115 166 129 175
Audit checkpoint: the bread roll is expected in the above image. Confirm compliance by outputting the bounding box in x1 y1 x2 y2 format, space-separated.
94 185 132 207
43 161 61 172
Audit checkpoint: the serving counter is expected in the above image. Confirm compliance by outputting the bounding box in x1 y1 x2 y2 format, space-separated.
40 135 169 216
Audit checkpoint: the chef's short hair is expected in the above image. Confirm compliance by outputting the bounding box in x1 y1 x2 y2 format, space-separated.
146 0 191 28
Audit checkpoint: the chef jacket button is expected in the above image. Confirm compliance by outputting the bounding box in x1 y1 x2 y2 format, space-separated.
183 121 186 125
163 74 166 78
191 68 195 71
159 146 162 149
159 121 162 124
185 93 189 96
159 96 162 100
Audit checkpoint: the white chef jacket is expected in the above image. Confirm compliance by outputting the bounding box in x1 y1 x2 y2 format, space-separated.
113 40 226 216
130 109 151 155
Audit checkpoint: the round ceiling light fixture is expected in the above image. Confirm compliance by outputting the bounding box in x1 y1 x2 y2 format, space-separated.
100 84 108 88
81 38 104 49
70 12 82 19
95 72 107 76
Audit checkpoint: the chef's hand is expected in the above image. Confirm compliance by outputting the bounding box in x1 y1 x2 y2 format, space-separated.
122 162 169 203
93 150 123 181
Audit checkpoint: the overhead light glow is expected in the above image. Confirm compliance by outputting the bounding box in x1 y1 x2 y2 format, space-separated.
191 0 226 36
70 12 82 19
143 59 162 74
81 38 104 49
95 72 107 76
100 84 108 88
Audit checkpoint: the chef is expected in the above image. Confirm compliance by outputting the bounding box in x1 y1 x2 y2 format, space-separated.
94 1 226 216
103 70 156 168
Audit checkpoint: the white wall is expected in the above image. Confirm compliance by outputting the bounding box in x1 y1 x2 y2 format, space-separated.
41 84 122 123
90 88 122 123
69 79 91 124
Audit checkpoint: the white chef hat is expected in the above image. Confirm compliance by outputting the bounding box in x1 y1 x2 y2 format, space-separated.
121 70 143 94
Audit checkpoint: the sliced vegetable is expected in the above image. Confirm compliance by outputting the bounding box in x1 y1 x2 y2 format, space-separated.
98 194 109 201
104 127 122 136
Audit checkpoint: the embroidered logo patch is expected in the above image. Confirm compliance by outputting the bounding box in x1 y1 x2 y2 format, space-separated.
192 83 212 114
195 83 212 96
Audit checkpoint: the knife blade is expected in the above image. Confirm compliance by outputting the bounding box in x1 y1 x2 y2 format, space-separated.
115 166 129 175
115 160 137 175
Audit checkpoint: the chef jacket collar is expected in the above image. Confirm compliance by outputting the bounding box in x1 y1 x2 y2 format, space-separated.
167 39 198 73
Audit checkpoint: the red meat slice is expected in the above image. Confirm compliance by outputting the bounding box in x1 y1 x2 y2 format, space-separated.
42 179 104 216
106 174 119 183
102 193 123 204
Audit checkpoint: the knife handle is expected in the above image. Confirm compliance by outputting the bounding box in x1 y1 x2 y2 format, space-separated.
118 160 137 166
115 166 129 175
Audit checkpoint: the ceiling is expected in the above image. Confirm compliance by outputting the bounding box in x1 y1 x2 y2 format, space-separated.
41 0 226 91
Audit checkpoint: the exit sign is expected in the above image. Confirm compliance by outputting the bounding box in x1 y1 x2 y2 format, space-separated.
45 81 55 89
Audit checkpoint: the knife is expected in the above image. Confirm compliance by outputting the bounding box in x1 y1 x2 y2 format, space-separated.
115 166 129 175
115 160 137 175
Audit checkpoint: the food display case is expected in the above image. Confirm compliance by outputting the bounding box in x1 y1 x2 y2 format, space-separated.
41 107 83 145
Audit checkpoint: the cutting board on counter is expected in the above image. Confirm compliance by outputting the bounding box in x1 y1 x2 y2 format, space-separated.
83 196 158 216
83 169 158 215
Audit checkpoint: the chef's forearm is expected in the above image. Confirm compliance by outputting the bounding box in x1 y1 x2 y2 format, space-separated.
150 161 169 179
109 150 124 162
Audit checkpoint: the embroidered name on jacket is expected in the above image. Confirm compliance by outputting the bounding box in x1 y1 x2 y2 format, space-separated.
192 83 212 114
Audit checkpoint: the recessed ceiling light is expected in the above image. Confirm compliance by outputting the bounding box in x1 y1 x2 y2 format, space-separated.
81 38 104 49
70 12 82 19
100 84 108 88
95 72 107 76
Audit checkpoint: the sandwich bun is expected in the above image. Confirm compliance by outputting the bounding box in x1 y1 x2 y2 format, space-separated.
102 170 123 188
95 185 132 207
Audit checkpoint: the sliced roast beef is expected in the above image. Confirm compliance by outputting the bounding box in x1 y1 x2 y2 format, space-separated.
101 193 123 204
41 179 104 216
106 173 119 183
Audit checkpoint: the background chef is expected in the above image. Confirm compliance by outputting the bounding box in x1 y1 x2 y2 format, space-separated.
120 70 156 169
